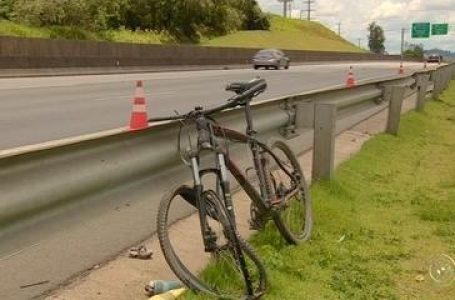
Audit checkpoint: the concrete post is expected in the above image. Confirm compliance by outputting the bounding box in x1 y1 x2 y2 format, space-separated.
295 102 314 129
386 86 406 135
312 103 337 181
415 74 429 112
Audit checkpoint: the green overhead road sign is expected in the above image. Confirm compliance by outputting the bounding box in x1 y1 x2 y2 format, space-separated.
432 24 449 35
412 23 431 38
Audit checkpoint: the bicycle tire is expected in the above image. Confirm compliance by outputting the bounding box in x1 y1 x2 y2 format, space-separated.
265 140 313 244
157 184 267 299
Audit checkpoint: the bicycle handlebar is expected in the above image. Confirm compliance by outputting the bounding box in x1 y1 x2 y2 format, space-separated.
148 78 267 123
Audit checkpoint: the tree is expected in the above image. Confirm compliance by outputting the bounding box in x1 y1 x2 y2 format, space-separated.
403 43 424 59
242 0 270 30
13 0 65 26
368 22 385 54
7 0 269 41
0 0 15 19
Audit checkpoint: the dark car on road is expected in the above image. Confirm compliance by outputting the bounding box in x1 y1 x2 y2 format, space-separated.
427 54 443 63
252 49 290 70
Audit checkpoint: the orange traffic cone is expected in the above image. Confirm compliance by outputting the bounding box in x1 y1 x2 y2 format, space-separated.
346 66 356 88
398 62 404 74
129 80 148 131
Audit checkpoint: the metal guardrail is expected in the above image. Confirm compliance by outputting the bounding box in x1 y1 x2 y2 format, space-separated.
1 63 454 235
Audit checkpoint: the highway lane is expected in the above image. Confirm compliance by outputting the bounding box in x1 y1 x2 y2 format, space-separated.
0 61 426 151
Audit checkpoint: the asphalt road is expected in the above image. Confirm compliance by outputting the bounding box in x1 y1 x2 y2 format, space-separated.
0 62 426 151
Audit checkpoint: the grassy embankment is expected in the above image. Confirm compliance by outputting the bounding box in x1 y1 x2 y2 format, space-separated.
0 15 361 52
189 81 455 299
202 15 362 52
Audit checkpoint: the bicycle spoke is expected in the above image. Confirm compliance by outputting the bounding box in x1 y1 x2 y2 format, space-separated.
158 183 266 299
262 140 313 244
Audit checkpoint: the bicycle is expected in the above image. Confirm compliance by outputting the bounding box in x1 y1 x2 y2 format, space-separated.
149 78 313 299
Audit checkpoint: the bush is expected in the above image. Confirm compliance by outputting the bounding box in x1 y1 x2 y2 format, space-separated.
8 0 270 41
0 0 15 19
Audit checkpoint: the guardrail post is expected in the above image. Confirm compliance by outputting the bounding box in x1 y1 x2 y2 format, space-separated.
431 69 441 99
386 86 406 135
441 67 448 90
415 74 429 112
446 66 452 86
295 102 314 129
312 103 337 181
447 67 451 85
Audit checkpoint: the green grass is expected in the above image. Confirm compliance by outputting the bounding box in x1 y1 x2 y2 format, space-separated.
0 15 361 52
186 80 455 299
0 19 50 39
202 15 363 52
0 19 173 43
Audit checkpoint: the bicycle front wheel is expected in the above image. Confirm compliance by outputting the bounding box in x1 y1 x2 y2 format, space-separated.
264 140 313 244
157 184 267 299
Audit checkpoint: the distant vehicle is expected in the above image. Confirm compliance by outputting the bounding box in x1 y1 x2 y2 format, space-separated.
252 49 290 70
427 54 443 63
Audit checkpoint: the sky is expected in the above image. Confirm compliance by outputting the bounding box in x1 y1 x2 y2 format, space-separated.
257 0 455 54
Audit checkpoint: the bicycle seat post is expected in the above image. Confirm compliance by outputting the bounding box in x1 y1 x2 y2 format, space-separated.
244 100 256 137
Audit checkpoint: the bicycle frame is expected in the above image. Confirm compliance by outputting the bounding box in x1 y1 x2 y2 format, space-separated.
215 125 298 208
187 123 294 298
188 103 298 226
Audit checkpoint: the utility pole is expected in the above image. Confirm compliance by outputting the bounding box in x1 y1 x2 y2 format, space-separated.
357 38 362 48
302 0 315 21
277 0 292 18
400 27 405 61
336 22 341 35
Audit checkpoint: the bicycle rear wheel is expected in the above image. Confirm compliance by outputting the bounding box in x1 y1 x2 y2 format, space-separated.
157 184 267 299
263 140 313 244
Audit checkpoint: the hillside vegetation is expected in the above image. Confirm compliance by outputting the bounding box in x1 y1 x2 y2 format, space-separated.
203 15 362 52
0 0 269 42
0 0 361 52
